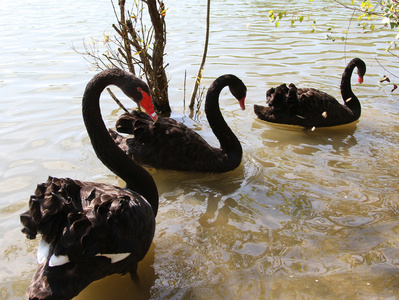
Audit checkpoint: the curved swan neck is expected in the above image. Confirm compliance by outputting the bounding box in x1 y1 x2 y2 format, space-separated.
340 58 365 117
205 75 242 158
82 69 158 216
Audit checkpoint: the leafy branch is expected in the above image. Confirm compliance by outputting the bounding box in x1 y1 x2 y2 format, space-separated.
268 0 398 92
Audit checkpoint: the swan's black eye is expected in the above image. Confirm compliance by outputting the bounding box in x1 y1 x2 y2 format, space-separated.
137 87 142 92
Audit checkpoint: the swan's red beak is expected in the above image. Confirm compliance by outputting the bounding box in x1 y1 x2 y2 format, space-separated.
139 91 158 121
358 76 364 84
238 98 246 110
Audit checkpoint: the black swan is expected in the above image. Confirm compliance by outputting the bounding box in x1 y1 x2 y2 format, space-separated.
109 74 247 172
253 58 366 128
20 69 159 300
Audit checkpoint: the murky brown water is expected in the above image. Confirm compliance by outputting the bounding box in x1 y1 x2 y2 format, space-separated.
1 0 398 299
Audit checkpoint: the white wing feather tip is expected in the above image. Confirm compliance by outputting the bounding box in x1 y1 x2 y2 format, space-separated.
97 253 131 263
49 254 70 267
47 253 131 267
37 239 51 264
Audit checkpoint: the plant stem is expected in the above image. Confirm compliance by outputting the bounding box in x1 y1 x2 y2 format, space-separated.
189 0 210 109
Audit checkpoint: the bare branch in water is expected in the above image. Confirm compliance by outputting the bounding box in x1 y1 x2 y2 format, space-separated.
106 88 133 115
189 0 210 110
74 0 171 114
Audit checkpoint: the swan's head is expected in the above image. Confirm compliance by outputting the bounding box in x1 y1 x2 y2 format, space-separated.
353 58 366 84
136 87 158 121
123 75 158 121
229 77 247 111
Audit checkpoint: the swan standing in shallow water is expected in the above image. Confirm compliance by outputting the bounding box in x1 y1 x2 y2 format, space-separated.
254 58 366 128
20 69 159 300
110 74 247 172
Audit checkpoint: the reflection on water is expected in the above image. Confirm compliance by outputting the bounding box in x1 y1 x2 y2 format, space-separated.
1 0 399 299
256 121 358 154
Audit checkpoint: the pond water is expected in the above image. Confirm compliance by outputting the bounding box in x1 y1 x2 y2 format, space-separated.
1 0 399 299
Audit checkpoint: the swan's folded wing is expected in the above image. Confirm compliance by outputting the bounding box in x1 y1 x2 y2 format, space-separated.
114 111 215 169
20 176 155 263
297 88 351 117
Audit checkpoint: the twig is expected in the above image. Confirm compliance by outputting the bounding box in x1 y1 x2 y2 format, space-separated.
344 10 356 64
375 57 399 79
183 70 187 111
106 88 133 114
332 0 377 14
189 0 211 109
195 87 206 117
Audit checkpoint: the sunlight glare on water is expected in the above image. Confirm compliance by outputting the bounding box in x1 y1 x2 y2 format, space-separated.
0 0 398 299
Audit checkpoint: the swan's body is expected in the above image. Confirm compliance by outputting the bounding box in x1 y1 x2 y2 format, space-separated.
254 58 366 128
20 69 159 300
110 74 247 172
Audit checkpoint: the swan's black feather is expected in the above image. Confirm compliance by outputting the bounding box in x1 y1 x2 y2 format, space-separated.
21 176 155 261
